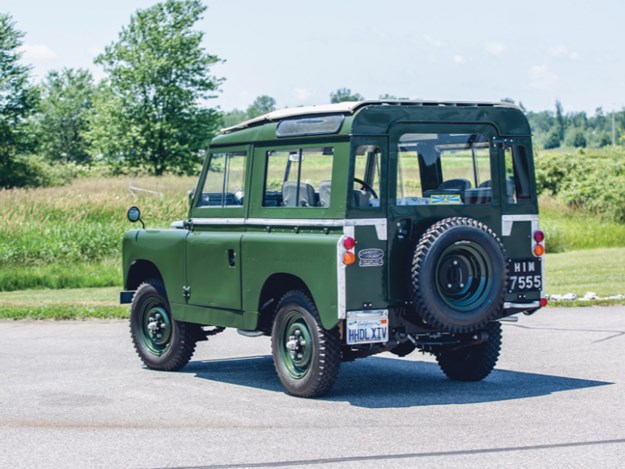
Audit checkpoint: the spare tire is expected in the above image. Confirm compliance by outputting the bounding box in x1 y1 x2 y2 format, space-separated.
410 217 506 333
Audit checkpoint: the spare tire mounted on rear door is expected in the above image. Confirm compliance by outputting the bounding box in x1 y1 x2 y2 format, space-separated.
410 217 507 333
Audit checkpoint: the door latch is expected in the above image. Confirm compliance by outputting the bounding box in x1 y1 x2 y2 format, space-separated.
182 286 191 302
227 249 236 267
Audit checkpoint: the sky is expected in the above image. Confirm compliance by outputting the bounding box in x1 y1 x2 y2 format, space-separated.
4 0 625 114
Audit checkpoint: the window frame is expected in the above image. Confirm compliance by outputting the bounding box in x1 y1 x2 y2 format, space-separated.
250 140 349 220
389 123 501 208
190 145 250 219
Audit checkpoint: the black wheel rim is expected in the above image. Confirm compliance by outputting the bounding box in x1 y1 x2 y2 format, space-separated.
435 241 493 312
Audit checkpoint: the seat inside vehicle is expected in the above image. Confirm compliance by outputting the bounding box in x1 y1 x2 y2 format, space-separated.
282 181 316 207
318 180 331 207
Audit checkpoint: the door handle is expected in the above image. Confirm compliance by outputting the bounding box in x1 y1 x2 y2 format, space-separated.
397 218 412 239
227 249 236 267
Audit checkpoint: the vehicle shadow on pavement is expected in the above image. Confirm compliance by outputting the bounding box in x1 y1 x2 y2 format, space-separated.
183 355 612 408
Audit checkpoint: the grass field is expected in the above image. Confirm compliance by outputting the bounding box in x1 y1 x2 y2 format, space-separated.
0 176 194 291
1 175 624 318
539 196 625 252
0 286 126 319
1 247 623 319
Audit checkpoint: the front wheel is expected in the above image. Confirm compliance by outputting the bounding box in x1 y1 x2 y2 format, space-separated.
130 279 199 371
436 322 502 381
271 290 341 397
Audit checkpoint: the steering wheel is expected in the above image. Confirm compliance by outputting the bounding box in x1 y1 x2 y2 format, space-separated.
353 177 378 199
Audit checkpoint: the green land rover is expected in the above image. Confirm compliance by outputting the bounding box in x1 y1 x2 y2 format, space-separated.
121 100 547 397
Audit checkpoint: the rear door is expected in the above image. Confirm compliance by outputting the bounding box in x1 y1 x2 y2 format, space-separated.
386 123 502 302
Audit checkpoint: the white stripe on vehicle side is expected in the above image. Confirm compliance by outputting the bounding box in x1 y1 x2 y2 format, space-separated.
184 217 388 241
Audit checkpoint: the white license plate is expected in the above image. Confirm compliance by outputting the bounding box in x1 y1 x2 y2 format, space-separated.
346 310 389 345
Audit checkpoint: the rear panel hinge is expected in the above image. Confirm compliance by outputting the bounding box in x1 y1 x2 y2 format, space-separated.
492 137 513 149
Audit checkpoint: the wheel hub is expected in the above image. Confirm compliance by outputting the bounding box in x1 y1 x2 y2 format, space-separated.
286 329 307 360
142 305 172 353
435 242 491 311
438 256 470 295
281 313 314 379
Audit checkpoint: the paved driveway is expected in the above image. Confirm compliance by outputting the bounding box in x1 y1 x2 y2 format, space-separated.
1 307 624 468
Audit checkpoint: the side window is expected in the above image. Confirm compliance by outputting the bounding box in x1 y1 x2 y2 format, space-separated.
197 151 246 207
397 133 492 205
504 145 532 204
352 145 381 208
263 147 334 208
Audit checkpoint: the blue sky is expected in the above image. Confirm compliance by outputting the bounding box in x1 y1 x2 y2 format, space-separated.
5 0 624 113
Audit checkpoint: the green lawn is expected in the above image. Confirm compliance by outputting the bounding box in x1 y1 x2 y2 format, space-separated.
0 286 120 305
1 247 624 319
0 286 127 319
545 248 625 299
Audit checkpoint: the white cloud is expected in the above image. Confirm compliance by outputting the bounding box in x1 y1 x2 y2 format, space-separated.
452 55 467 65
528 64 559 90
18 43 56 61
423 35 445 48
293 88 312 101
485 42 506 55
548 45 580 60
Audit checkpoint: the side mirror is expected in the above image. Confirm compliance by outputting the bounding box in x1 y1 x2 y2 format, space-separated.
188 189 196 208
127 206 145 229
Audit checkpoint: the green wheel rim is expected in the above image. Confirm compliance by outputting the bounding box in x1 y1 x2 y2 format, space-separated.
279 310 314 379
435 241 493 312
140 299 172 356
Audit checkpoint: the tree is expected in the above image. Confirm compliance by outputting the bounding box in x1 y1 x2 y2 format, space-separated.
0 13 39 187
543 128 561 150
246 95 276 118
221 108 247 128
330 88 364 103
555 100 565 141
35 68 95 164
91 0 223 175
221 95 277 128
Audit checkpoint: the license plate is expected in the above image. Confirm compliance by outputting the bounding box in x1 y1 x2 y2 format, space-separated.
346 310 389 345
508 258 542 293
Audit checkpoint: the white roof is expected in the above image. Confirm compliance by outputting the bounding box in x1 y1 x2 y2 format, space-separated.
220 101 364 133
220 99 518 134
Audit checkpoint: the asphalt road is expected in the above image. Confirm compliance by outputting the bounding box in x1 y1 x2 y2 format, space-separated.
1 307 624 468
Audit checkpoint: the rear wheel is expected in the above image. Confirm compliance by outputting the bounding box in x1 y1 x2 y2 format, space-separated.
436 322 502 381
271 290 341 397
130 279 199 371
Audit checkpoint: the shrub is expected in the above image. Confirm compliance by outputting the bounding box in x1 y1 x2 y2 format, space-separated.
535 148 625 222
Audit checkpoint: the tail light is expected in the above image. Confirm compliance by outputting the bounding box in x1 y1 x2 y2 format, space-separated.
340 236 357 265
533 230 545 257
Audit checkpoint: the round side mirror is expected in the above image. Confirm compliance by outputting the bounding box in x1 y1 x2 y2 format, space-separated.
127 206 141 223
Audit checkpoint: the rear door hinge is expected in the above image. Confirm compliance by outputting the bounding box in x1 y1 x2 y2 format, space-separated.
183 286 191 302
492 137 513 149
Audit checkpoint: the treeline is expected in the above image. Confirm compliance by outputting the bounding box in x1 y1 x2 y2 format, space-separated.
1 0 222 188
2 1 625 190
514 100 624 150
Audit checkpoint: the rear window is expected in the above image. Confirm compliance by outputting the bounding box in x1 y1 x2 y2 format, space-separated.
397 133 492 205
